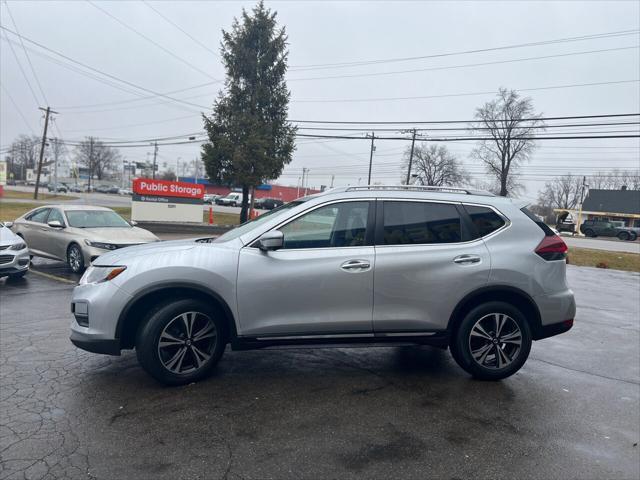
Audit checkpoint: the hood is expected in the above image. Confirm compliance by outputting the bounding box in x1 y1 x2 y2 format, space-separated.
92 238 201 265
0 225 20 245
81 226 159 244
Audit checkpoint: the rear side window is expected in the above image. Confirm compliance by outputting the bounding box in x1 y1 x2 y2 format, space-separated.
382 201 462 245
520 206 555 236
26 208 50 223
464 205 506 238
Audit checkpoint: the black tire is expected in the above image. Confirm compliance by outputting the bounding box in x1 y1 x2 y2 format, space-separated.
67 243 85 273
450 301 532 381
583 229 596 238
631 232 638 242
617 232 630 241
7 271 27 280
135 298 227 386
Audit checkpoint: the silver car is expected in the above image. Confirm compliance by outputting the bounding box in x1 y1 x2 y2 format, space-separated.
70 186 576 385
12 205 159 273
0 222 30 280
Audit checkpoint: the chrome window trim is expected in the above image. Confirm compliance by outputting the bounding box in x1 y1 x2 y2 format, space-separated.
245 198 375 250
375 198 511 247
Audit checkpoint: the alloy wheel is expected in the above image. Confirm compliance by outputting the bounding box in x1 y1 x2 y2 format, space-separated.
69 246 82 272
157 311 218 375
468 313 522 370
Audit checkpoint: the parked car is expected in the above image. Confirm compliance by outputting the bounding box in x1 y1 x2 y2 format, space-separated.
118 188 133 196
0 222 30 280
94 184 119 194
47 183 68 193
258 197 284 210
69 185 575 385
203 194 221 204
216 192 249 207
11 205 159 273
579 219 637 241
67 184 83 193
555 221 575 234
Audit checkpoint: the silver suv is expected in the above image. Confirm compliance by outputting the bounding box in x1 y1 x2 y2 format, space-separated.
70 186 576 385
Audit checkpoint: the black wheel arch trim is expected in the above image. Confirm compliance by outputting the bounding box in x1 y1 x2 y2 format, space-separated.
115 281 238 344
447 285 543 338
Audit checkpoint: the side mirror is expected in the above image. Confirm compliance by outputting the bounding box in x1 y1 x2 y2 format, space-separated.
129 220 138 226
257 230 284 251
2 221 14 228
48 220 64 229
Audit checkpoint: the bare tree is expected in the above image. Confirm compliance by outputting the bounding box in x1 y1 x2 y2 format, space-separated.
74 137 120 181
537 174 583 210
471 88 544 196
3 134 41 180
589 169 640 190
404 144 469 186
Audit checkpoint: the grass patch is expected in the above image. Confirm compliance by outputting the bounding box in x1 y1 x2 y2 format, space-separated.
2 189 78 201
568 247 640 273
1 201 239 226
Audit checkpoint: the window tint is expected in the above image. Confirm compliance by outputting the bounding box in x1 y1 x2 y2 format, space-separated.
465 205 506 238
65 210 131 228
27 208 50 223
383 202 461 245
47 209 65 225
280 202 369 249
520 206 554 236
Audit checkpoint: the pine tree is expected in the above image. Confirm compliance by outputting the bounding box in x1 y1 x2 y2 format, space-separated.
202 1 296 222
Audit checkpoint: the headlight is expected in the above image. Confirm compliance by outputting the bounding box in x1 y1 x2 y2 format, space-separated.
9 242 27 251
84 240 118 250
79 266 127 285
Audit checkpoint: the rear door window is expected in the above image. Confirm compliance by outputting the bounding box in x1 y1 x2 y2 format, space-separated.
464 205 506 238
26 208 50 223
382 201 462 245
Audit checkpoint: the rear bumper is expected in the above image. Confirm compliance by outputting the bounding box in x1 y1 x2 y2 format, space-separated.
535 318 574 340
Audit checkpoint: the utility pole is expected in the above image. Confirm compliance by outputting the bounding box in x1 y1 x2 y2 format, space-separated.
576 176 588 237
301 168 308 195
405 128 417 185
330 174 335 189
367 132 376 185
87 137 94 192
152 141 158 179
176 157 181 181
34 106 57 200
52 138 58 192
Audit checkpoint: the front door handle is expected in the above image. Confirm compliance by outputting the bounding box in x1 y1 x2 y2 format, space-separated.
453 254 481 265
341 259 371 271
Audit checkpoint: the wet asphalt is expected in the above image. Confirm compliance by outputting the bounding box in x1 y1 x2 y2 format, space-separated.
0 264 638 480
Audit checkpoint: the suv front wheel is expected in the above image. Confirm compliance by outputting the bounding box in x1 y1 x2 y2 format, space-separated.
450 301 532 380
136 299 226 385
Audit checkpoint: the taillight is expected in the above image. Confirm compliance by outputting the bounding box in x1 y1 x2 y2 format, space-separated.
535 235 568 261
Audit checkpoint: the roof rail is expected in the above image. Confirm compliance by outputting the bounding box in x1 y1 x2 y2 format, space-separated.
343 185 495 196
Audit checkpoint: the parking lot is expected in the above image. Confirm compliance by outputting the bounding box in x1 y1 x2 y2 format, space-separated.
1 265 638 479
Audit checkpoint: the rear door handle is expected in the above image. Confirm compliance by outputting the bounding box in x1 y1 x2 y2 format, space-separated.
453 254 481 265
341 259 371 271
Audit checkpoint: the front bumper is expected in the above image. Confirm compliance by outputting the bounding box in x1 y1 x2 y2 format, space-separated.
69 279 132 355
70 330 121 355
0 248 30 275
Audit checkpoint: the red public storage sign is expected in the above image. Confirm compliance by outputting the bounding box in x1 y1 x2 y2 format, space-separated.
133 178 204 199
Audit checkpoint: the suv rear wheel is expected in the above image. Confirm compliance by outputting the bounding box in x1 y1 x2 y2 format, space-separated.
136 299 226 386
450 301 532 380
617 231 630 241
583 229 596 237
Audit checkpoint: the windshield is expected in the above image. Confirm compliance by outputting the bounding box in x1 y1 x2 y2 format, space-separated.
66 210 131 228
215 201 304 242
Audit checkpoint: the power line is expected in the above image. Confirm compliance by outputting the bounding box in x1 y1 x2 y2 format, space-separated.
291 113 640 125
289 29 640 70
292 79 639 104
0 30 40 107
86 0 219 81
142 0 220 58
0 26 211 111
0 82 36 134
2 1 48 105
287 46 639 82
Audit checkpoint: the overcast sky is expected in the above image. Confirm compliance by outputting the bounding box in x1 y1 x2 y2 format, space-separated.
1 0 639 201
